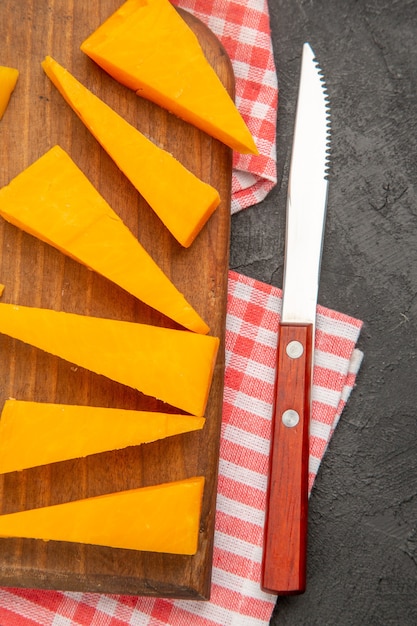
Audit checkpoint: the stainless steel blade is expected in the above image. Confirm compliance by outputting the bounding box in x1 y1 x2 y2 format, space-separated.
281 42 331 326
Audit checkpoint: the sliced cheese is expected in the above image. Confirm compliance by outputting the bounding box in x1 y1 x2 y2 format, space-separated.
0 476 205 555
0 66 19 120
0 399 205 473
42 56 220 248
0 303 219 416
0 145 209 334
80 0 258 155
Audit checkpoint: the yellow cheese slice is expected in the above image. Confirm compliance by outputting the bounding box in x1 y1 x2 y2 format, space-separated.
0 476 205 555
80 0 258 155
0 303 219 416
0 145 209 334
0 399 205 473
0 66 19 120
42 56 220 248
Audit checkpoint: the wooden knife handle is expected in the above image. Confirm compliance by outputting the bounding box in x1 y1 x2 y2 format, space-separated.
262 323 313 594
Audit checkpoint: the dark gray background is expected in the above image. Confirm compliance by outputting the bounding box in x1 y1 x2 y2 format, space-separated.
230 1 417 624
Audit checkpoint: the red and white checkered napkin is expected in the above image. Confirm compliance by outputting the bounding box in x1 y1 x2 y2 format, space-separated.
0 271 363 625
172 0 278 213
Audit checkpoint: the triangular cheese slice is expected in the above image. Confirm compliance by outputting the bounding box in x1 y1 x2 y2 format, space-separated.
0 399 205 473
0 66 19 120
80 0 258 155
0 303 219 416
0 145 208 334
0 476 205 555
42 56 220 248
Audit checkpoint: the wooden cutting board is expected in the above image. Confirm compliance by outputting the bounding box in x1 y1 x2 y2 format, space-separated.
0 1 232 599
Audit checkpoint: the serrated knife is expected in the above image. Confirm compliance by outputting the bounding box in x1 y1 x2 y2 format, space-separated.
262 42 331 595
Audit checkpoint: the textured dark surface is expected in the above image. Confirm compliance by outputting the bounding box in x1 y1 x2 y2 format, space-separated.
230 1 417 624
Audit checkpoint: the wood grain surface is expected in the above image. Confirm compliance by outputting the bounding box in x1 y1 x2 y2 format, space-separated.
0 1 232 599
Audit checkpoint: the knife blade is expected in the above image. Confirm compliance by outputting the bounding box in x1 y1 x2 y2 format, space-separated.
262 42 331 595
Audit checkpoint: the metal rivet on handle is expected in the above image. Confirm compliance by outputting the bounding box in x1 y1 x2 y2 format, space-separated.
282 409 300 428
286 340 304 359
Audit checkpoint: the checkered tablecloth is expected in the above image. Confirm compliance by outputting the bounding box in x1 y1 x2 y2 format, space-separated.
172 0 278 214
0 2 364 624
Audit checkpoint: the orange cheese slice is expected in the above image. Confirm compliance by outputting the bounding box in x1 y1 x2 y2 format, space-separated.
0 303 219 415
42 56 220 248
0 399 205 473
80 0 258 155
0 66 19 120
0 145 209 334
0 476 205 555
